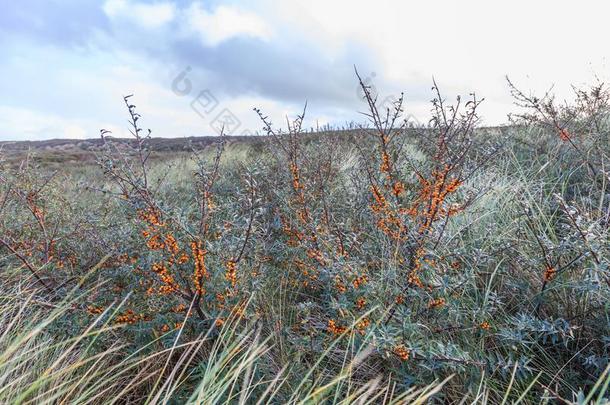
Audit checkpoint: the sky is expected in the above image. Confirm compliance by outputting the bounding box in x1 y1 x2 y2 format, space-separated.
0 0 609 141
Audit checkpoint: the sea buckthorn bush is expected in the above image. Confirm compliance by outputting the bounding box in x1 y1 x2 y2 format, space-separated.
89 96 266 336
0 79 609 403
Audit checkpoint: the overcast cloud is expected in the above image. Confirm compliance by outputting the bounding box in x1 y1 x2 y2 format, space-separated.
0 0 609 140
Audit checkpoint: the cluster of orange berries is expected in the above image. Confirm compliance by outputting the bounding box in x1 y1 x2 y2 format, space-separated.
160 322 183 333
355 297 367 310
145 234 165 250
414 166 462 235
19 193 66 267
334 275 347 293
370 181 409 241
142 232 186 263
138 207 197 297
287 160 313 227
543 265 557 281
202 190 216 212
215 292 226 310
407 271 423 288
225 259 237 287
379 146 407 197
376 216 406 241
352 274 368 289
26 192 45 223
12 240 33 256
56 254 78 269
88 306 150 325
428 297 446 309
170 304 187 313
393 344 411 361
327 319 347 335
191 241 207 295
480 321 491 330
294 259 319 287
151 261 180 295
356 317 370 334
392 181 406 197
306 248 326 266
406 247 427 288
280 215 305 247
164 234 179 255
87 305 104 315
229 300 247 319
289 161 304 193
370 185 388 214
115 309 149 325
380 150 392 175
138 207 164 227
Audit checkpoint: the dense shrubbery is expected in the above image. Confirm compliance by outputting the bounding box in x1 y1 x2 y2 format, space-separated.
1 79 609 403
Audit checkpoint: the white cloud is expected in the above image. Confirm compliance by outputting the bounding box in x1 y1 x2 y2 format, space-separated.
103 0 176 29
0 106 91 140
3 0 610 141
184 3 272 46
269 0 610 124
